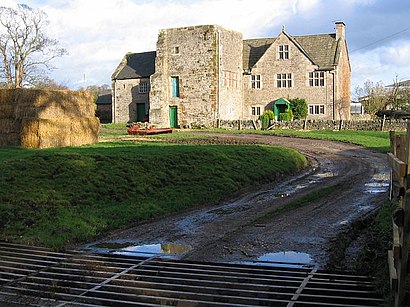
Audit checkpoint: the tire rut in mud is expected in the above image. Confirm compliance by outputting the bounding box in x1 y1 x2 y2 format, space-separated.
86 133 389 269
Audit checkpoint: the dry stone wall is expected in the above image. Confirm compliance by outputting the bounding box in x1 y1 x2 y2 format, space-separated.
213 119 409 131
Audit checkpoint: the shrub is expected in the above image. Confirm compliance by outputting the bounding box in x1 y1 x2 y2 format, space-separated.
259 113 270 130
290 98 308 119
279 108 293 121
264 110 275 120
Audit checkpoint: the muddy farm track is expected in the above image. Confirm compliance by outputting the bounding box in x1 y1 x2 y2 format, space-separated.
86 133 389 270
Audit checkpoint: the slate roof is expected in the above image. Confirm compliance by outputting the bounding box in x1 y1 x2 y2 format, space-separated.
293 34 338 70
112 51 156 80
243 33 339 71
96 91 112 105
243 38 276 72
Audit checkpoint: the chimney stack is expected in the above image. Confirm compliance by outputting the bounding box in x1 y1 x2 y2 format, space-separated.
335 21 345 40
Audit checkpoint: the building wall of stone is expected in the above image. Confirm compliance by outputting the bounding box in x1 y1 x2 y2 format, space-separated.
150 25 243 127
218 28 244 121
150 25 219 127
112 78 150 123
243 32 335 120
335 38 351 120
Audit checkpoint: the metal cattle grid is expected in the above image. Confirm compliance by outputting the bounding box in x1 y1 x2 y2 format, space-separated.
0 241 384 306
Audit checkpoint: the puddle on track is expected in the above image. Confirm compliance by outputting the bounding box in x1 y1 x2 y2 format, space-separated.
86 242 192 258
365 167 389 194
237 251 315 269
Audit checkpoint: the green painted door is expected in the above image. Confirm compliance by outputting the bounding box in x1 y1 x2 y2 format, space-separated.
169 106 178 128
136 103 145 122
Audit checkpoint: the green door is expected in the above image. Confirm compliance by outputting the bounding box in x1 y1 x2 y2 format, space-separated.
136 103 145 122
169 106 178 128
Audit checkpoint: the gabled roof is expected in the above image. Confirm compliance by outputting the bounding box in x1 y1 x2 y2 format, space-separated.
243 32 339 71
243 38 276 72
112 51 156 80
293 34 338 70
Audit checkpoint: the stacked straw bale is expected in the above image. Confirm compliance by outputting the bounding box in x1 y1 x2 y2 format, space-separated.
0 89 100 148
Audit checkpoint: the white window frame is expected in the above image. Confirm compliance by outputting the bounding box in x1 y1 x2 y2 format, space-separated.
276 73 292 88
251 106 261 116
251 75 261 89
278 45 289 60
139 82 149 94
309 104 325 115
309 71 325 87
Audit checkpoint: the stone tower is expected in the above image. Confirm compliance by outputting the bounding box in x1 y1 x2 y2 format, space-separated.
149 25 243 128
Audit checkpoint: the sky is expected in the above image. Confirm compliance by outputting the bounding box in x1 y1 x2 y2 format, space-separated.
1 0 410 97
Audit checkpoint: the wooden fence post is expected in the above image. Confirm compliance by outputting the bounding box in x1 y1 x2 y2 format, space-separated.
388 124 410 306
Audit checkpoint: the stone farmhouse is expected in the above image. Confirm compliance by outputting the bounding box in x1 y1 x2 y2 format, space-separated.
111 22 350 127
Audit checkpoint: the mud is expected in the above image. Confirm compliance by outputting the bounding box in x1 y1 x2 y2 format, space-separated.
83 133 389 269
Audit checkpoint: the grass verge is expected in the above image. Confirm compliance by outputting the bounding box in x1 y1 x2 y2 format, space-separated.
0 141 307 249
99 124 392 153
206 129 391 153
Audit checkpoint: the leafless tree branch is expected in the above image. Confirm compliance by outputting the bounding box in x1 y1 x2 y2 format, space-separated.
0 4 67 88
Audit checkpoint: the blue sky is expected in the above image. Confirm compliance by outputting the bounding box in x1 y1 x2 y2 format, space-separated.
1 0 409 96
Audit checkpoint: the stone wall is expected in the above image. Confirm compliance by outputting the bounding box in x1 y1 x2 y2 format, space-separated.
112 78 150 123
150 25 219 127
214 119 409 131
150 25 243 128
218 28 243 121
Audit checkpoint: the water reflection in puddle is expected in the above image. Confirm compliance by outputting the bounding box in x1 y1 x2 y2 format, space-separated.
239 251 314 268
114 243 192 257
365 170 389 194
88 242 192 258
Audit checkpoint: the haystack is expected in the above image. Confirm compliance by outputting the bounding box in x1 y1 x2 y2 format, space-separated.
0 89 100 148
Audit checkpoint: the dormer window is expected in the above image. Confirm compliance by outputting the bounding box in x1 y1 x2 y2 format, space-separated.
278 45 289 60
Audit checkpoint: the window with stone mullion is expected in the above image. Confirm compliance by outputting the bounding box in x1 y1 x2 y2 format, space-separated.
251 75 261 89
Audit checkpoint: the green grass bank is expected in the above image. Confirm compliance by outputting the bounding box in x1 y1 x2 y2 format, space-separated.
0 141 307 248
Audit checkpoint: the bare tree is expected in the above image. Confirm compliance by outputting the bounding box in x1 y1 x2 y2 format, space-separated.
0 4 67 88
79 84 111 102
32 76 69 90
386 75 410 111
356 80 388 117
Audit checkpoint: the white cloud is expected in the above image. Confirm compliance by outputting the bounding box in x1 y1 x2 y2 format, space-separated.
1 0 409 92
41 0 316 87
343 0 376 6
0 0 16 7
380 42 410 66
351 40 410 90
